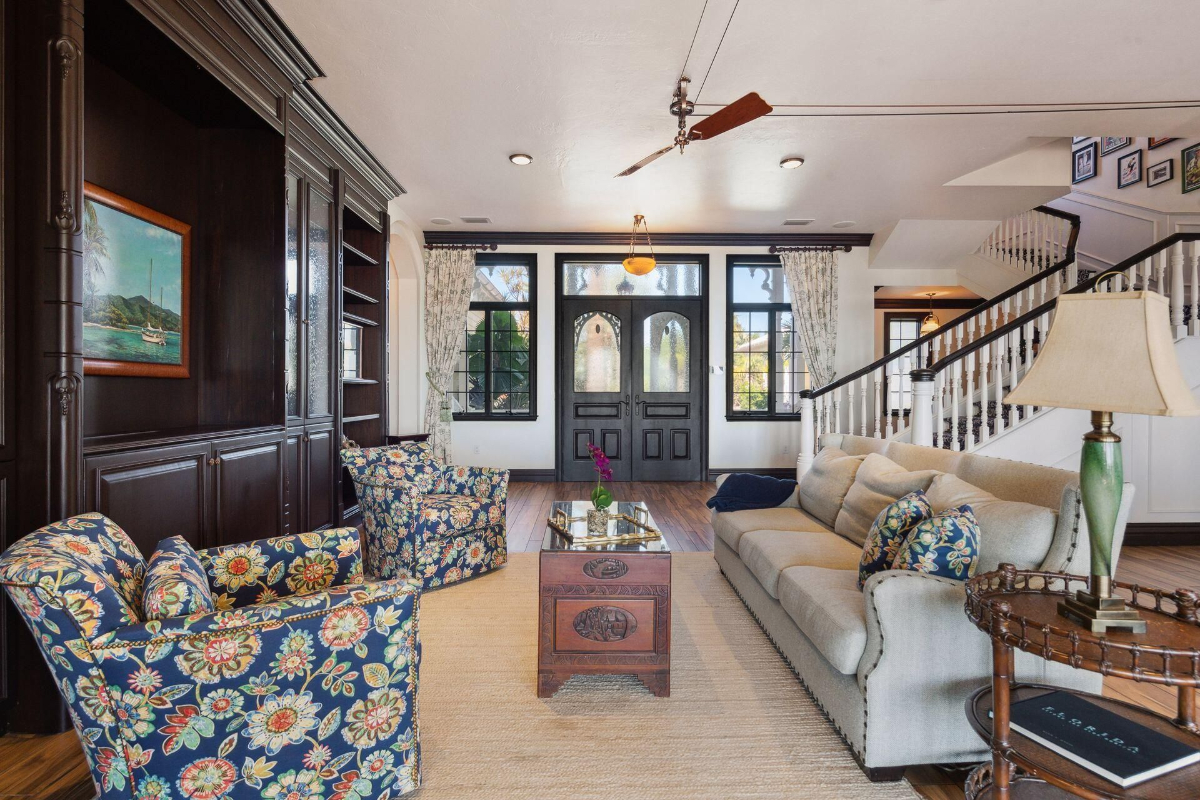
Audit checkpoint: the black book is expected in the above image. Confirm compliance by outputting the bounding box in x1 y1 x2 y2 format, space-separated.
1005 691 1200 788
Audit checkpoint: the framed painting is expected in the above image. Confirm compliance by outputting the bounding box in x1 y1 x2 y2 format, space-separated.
1072 141 1097 184
83 183 191 378
1148 137 1176 150
1183 144 1200 195
1099 136 1131 156
1117 149 1142 189
1147 159 1173 188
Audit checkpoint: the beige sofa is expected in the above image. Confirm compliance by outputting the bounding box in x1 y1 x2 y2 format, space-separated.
712 434 1134 781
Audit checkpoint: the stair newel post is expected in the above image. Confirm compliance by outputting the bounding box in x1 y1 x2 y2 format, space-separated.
991 338 1005 438
1170 240 1186 338
1188 241 1198 337
873 368 883 439
797 390 815 479
911 369 935 449
978 343 991 445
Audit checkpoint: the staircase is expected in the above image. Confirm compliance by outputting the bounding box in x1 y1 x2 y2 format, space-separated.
796 208 1200 471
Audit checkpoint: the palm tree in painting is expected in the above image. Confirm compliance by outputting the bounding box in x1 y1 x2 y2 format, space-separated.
82 199 110 314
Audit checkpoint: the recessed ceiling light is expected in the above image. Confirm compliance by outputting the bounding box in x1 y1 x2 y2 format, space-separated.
831 220 856 228
779 156 805 169
430 217 452 225
783 219 814 226
509 153 533 165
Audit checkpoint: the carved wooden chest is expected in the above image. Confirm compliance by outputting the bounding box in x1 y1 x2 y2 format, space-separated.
537 502 672 698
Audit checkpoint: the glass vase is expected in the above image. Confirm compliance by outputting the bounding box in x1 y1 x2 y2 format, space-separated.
586 508 610 536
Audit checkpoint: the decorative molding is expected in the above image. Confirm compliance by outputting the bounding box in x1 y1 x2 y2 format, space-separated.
423 231 873 248
1124 523 1200 547
582 558 628 580
572 606 637 642
218 0 325 84
289 87 405 201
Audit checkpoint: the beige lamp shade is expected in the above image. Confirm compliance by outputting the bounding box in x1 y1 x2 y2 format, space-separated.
1005 291 1200 416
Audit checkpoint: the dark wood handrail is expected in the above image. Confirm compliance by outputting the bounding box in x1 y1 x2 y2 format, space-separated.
926 231 1200 375
811 206 1080 399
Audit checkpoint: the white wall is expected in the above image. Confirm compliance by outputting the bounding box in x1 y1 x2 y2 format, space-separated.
386 203 426 436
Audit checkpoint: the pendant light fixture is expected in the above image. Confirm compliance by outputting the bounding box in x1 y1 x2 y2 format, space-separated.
920 292 941 335
622 214 657 276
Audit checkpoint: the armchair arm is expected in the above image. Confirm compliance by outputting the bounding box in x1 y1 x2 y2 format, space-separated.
436 465 509 501
197 528 363 610
355 468 423 580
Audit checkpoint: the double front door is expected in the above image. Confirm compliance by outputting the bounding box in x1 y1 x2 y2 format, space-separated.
560 298 704 481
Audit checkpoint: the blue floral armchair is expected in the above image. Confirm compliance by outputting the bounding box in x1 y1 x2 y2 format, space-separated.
0 513 420 800
341 441 508 589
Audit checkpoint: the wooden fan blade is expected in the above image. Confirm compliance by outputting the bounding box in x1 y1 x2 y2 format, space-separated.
688 92 772 141
615 144 677 177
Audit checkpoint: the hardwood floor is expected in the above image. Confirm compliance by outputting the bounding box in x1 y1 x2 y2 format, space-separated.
1 481 1196 800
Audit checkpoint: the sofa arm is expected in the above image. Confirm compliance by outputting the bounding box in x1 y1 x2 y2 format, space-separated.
437 465 509 502
197 528 363 610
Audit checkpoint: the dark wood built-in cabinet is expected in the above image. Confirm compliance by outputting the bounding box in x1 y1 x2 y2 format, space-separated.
0 0 401 733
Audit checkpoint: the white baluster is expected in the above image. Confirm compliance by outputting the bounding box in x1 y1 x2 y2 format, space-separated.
1171 241 1186 337
1189 242 1199 337
949 361 962 452
933 370 945 449
1021 319 1035 422
964 351 976 450
846 379 856 437
991 338 1005 438
1155 250 1167 296
859 377 869 436
978 343 991 445
873 368 883 438
1067 259 1079 289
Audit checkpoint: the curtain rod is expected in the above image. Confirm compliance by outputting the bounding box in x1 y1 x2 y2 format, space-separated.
423 243 498 251
768 245 852 254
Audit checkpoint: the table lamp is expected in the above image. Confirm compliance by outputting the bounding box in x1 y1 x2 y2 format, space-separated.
1005 287 1200 633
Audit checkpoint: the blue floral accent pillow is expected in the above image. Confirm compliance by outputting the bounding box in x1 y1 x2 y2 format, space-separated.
893 505 981 582
857 490 933 589
142 535 215 620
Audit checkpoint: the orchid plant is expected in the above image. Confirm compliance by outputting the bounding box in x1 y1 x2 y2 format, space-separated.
586 442 614 511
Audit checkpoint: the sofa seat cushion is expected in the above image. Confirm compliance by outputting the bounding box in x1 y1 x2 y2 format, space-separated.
713 507 829 554
739 529 862 598
798 447 866 527
778 567 867 674
834 453 941 546
925 473 1058 572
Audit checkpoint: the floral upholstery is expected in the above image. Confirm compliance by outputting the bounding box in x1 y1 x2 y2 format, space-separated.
342 443 508 590
857 490 933 589
143 536 216 620
893 504 981 582
0 514 421 800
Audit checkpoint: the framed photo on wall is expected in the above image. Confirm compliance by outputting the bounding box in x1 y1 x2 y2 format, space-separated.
1183 144 1200 195
1100 136 1131 156
1147 159 1174 187
1148 137 1176 150
83 183 191 378
1117 150 1143 189
1072 141 1097 184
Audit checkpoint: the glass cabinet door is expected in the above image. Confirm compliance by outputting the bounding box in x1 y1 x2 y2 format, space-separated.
305 187 334 419
284 173 301 419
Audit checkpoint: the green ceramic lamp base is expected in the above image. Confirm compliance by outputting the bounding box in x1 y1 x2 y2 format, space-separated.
1056 411 1146 634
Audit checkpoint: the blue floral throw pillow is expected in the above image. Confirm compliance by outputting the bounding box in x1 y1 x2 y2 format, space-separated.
142 535 216 620
858 490 933 589
893 505 981 582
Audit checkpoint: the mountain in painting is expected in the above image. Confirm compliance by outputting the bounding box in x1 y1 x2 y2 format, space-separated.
85 293 182 332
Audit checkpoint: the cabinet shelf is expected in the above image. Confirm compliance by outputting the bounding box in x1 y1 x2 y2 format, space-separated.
342 241 379 266
342 286 378 305
343 413 381 424
342 311 379 327
341 378 378 386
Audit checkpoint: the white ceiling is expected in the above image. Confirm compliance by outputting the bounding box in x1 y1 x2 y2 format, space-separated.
272 0 1200 235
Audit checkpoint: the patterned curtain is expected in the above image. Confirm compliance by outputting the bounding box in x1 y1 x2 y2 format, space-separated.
780 249 839 388
423 247 476 461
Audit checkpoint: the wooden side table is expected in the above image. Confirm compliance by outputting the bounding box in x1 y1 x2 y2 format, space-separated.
963 564 1200 799
537 501 671 698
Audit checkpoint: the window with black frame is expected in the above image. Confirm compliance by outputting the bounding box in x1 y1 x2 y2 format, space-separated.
726 257 808 419
451 253 537 419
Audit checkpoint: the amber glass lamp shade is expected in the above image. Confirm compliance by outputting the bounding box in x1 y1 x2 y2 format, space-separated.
623 256 657 276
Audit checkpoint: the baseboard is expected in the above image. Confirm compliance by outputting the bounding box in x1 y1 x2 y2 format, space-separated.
1124 522 1200 547
510 469 557 482
707 467 795 482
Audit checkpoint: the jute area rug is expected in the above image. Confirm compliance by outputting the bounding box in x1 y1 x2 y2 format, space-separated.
414 552 919 799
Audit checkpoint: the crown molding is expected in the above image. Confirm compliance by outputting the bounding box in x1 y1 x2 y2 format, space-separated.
422 231 873 247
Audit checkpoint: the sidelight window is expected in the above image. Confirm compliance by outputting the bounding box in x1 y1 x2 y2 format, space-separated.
726 257 808 419
451 254 537 419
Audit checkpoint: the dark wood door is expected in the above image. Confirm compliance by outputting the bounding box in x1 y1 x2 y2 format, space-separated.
211 431 284 545
284 429 302 535
304 424 336 532
84 442 212 555
631 300 704 481
559 299 632 481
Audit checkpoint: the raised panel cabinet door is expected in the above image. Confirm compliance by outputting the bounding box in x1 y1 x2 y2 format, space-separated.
211 432 285 546
284 430 303 535
304 186 335 422
304 426 336 532
84 442 211 555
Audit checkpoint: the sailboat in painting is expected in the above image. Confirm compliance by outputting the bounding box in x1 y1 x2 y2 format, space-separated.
141 258 167 346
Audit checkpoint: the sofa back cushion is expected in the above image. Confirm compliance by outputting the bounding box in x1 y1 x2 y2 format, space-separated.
833 453 941 546
143 536 215 620
798 447 865 528
925 473 1058 572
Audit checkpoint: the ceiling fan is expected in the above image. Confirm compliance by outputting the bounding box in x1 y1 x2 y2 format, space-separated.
615 77 773 177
